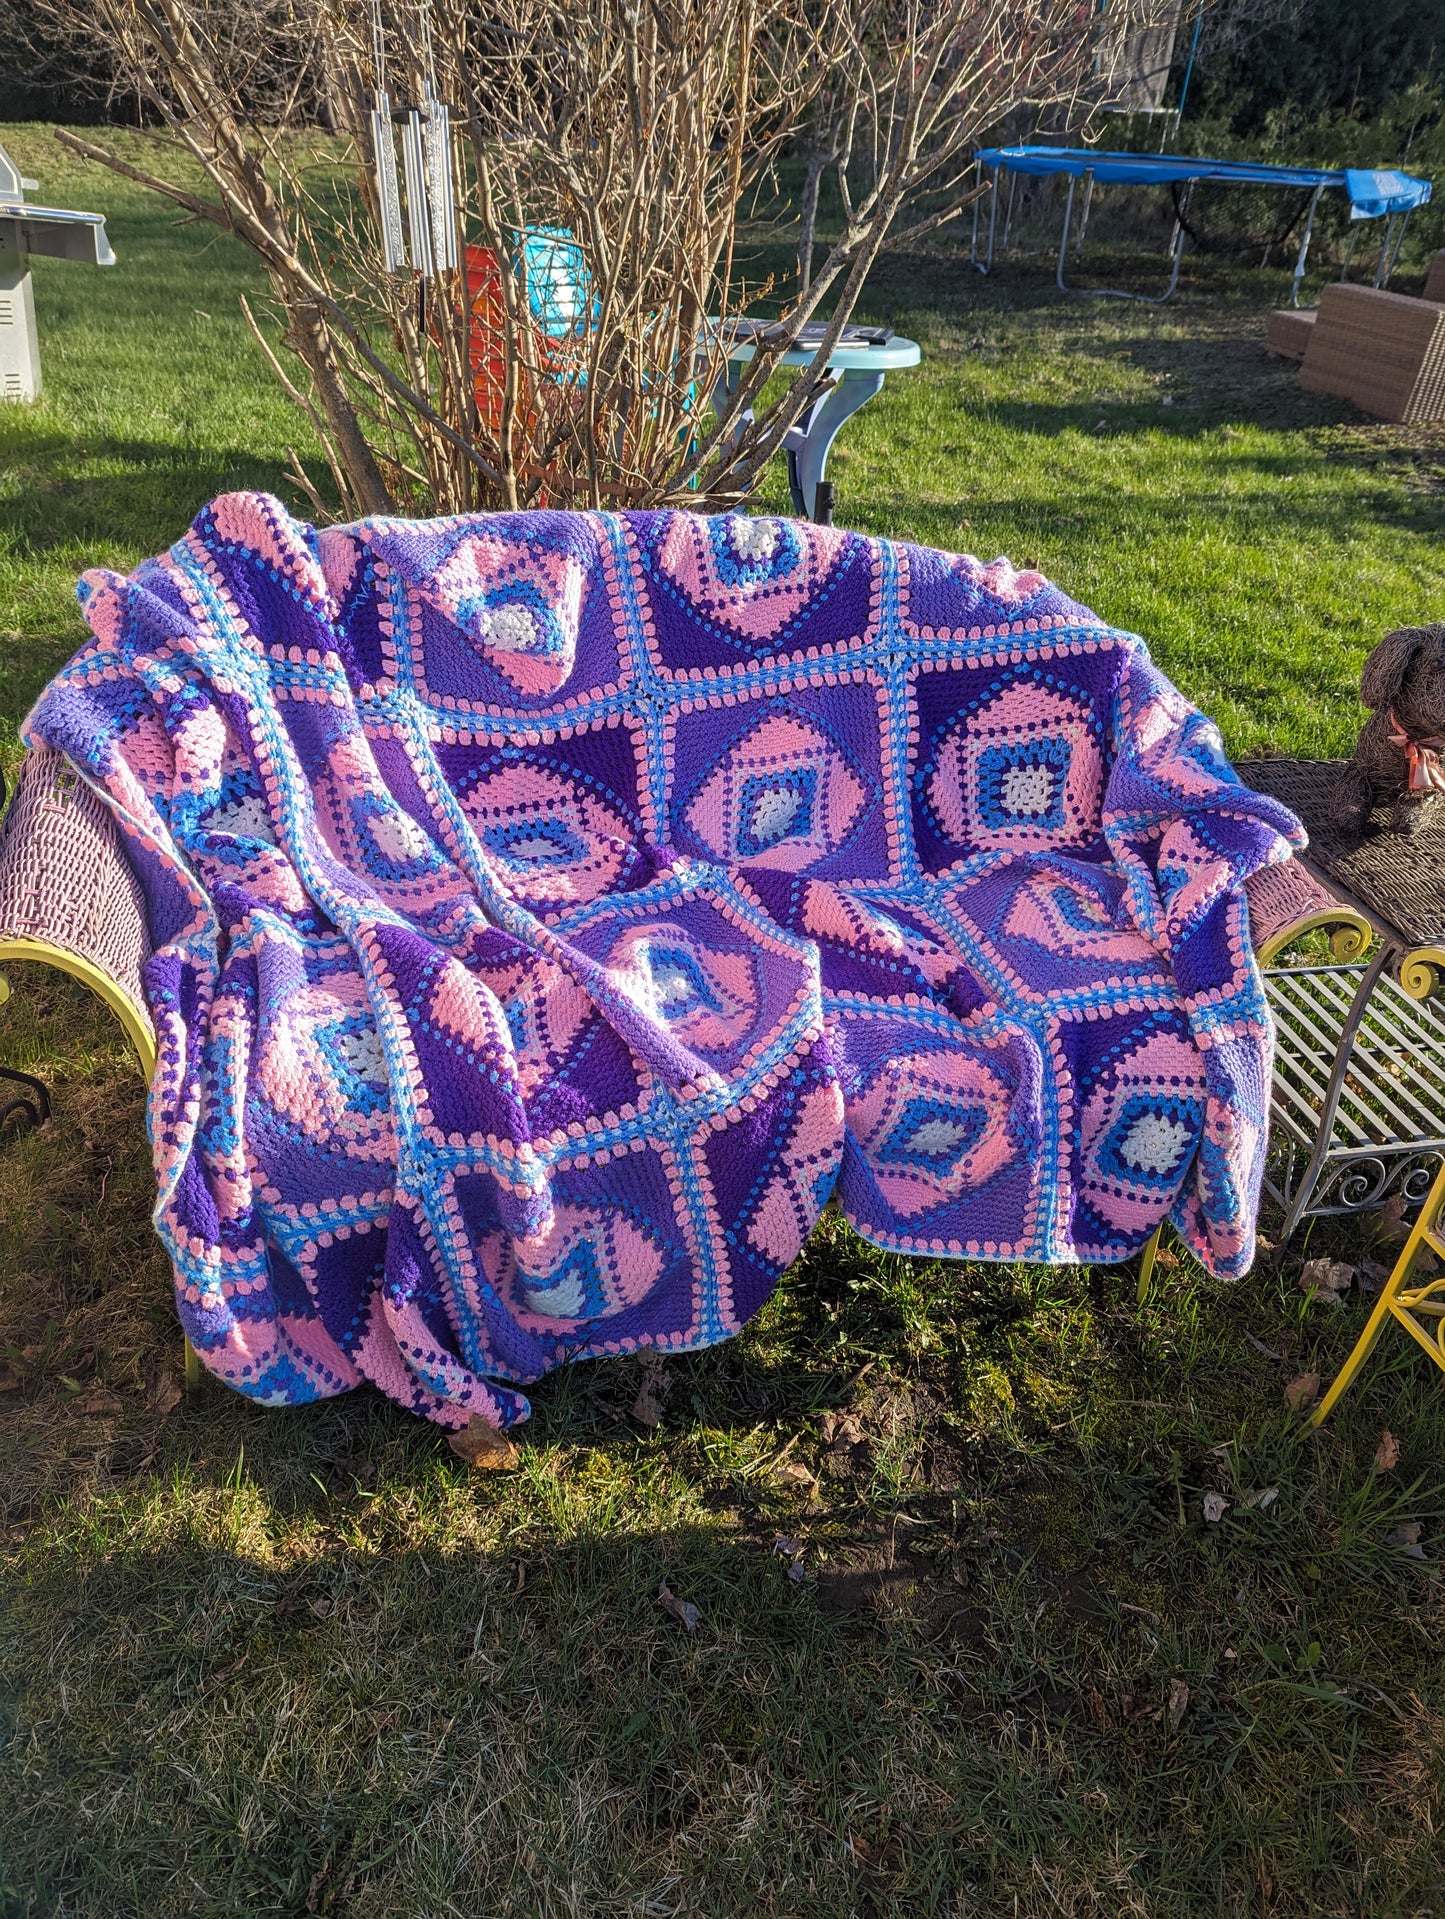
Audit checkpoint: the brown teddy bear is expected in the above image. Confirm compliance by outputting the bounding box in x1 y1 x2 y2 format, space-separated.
1331 622 1445 845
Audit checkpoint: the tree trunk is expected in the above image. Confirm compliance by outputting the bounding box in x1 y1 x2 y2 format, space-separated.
797 146 827 292
283 295 395 517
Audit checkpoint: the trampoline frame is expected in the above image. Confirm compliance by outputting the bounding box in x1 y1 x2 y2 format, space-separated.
968 153 1420 308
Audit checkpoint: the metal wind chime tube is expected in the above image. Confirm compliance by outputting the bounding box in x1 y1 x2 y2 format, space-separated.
368 0 459 282
369 0 406 271
419 0 459 275
401 108 435 278
424 97 458 273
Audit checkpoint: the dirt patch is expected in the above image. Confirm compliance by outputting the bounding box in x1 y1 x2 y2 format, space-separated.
816 1536 936 1618
1052 1562 1110 1625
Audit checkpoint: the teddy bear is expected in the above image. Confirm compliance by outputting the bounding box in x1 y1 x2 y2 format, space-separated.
1330 622 1445 845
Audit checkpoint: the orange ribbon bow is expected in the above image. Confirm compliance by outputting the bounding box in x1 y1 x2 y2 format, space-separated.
1389 709 1445 796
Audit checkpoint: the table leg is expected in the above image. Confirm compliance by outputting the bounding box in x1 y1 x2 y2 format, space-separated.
783 368 886 521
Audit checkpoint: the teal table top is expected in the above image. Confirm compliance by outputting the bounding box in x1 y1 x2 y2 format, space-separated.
722 333 921 372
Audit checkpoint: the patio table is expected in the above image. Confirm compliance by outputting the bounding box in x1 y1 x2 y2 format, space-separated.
709 325 921 521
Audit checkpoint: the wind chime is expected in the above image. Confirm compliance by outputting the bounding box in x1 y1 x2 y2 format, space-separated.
369 0 459 297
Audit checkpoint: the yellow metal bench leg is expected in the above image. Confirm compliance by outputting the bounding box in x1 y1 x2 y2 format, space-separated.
184 1334 203 1394
1308 1281 1399 1427
1310 1158 1445 1426
1136 1224 1163 1305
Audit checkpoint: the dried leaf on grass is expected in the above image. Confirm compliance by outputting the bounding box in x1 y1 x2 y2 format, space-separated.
1117 1692 1163 1725
198 1654 249 1695
1299 1257 1353 1304
820 1409 864 1446
1283 1372 1321 1413
272 1583 332 1622
146 1368 182 1420
0 1364 20 1393
1202 1493 1229 1523
657 1580 701 1633
446 1415 520 1471
1241 1486 1279 1510
773 1534 807 1583
848 1832 902 1878
1377 1194 1410 1243
1356 1258 1390 1295
630 1349 667 1427
1374 1430 1401 1473
1168 1678 1190 1729
774 1459 818 1490
77 1387 124 1418
1385 1523 1426 1560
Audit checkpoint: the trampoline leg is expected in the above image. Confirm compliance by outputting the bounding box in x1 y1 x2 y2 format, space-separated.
1055 176 1076 294
1003 171 1018 253
1290 184 1323 308
1058 177 1186 305
986 170 998 271
968 160 989 276
1078 172 1095 248
1391 212 1412 286
1375 211 1410 290
1373 216 1396 288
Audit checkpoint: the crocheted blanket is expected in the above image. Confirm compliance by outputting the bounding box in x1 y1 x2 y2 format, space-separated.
28 493 1303 1430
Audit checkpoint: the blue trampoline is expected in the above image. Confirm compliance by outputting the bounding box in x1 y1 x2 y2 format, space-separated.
970 146 1434 306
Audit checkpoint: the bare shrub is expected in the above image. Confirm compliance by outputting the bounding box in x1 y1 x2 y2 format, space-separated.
43 0 1175 516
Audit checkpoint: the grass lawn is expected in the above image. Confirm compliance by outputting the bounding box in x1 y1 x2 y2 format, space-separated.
1 123 1443 1917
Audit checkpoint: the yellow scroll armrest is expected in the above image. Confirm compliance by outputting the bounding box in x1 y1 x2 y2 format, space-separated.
0 936 157 1078
1255 905 1374 971
1399 946 1445 1003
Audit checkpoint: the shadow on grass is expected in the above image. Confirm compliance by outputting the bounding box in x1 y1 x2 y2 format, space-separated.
2 1281 1442 1917
1 1168 1443 1907
0 436 298 560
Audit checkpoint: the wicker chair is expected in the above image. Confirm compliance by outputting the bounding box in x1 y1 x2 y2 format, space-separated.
0 744 1404 1417
0 748 201 1386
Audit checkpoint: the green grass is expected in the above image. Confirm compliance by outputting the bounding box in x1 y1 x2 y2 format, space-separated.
1 123 1444 1917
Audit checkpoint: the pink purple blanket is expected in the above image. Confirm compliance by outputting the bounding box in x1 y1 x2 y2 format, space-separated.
29 493 1303 1430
